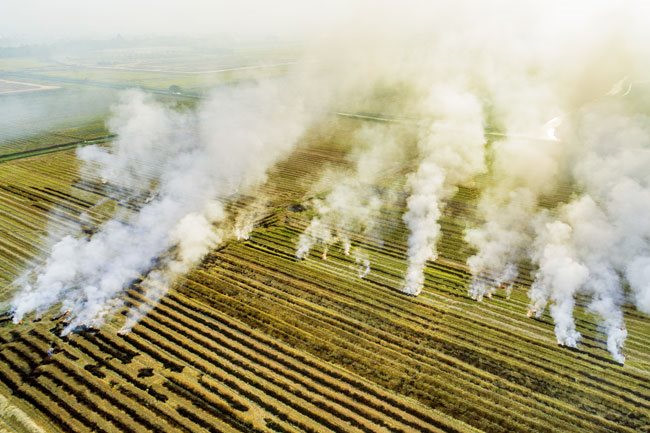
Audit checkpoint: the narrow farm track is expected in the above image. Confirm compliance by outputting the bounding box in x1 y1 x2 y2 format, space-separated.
0 120 648 433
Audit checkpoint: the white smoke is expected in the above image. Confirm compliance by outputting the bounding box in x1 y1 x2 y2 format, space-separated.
402 85 486 295
296 124 402 266
464 64 566 301
120 204 227 333
449 0 650 363
81 91 191 193
528 216 588 348
468 100 650 363
233 198 268 241
352 248 371 279
563 197 627 363
465 133 565 301
11 79 315 333
6 0 650 366
527 198 627 361
526 103 650 363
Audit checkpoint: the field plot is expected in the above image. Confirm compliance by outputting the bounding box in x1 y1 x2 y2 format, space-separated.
0 88 117 156
59 43 299 73
1 48 295 97
5 66 289 97
0 118 649 433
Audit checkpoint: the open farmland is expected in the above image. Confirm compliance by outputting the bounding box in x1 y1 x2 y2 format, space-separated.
58 43 298 73
0 116 648 433
0 45 296 99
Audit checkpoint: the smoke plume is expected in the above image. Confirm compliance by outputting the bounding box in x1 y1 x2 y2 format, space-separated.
526 103 650 363
465 133 565 301
296 123 403 268
458 1 650 362
402 86 486 295
11 80 315 333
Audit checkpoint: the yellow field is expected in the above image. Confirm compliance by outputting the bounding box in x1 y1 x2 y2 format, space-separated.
0 118 648 432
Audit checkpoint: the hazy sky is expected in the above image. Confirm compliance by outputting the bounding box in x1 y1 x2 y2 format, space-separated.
3 0 647 47
0 0 363 43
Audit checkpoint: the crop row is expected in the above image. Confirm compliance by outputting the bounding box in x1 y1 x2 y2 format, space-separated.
183 235 648 432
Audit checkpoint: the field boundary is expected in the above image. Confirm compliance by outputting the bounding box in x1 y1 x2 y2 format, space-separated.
0 134 115 164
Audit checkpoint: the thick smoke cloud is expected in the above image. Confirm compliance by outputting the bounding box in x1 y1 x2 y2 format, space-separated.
459 3 650 362
11 80 315 334
525 103 650 363
402 86 485 295
466 133 565 301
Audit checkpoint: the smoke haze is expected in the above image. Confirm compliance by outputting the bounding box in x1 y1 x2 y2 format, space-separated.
6 0 650 363
11 80 316 333
296 123 404 267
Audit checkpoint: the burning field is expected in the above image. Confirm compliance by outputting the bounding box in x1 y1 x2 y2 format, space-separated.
1 1 650 432
0 117 648 432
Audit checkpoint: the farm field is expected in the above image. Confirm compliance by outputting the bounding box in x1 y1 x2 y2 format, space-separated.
5 67 287 95
0 81 200 158
0 86 117 156
0 116 648 433
60 44 299 73
0 46 296 97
